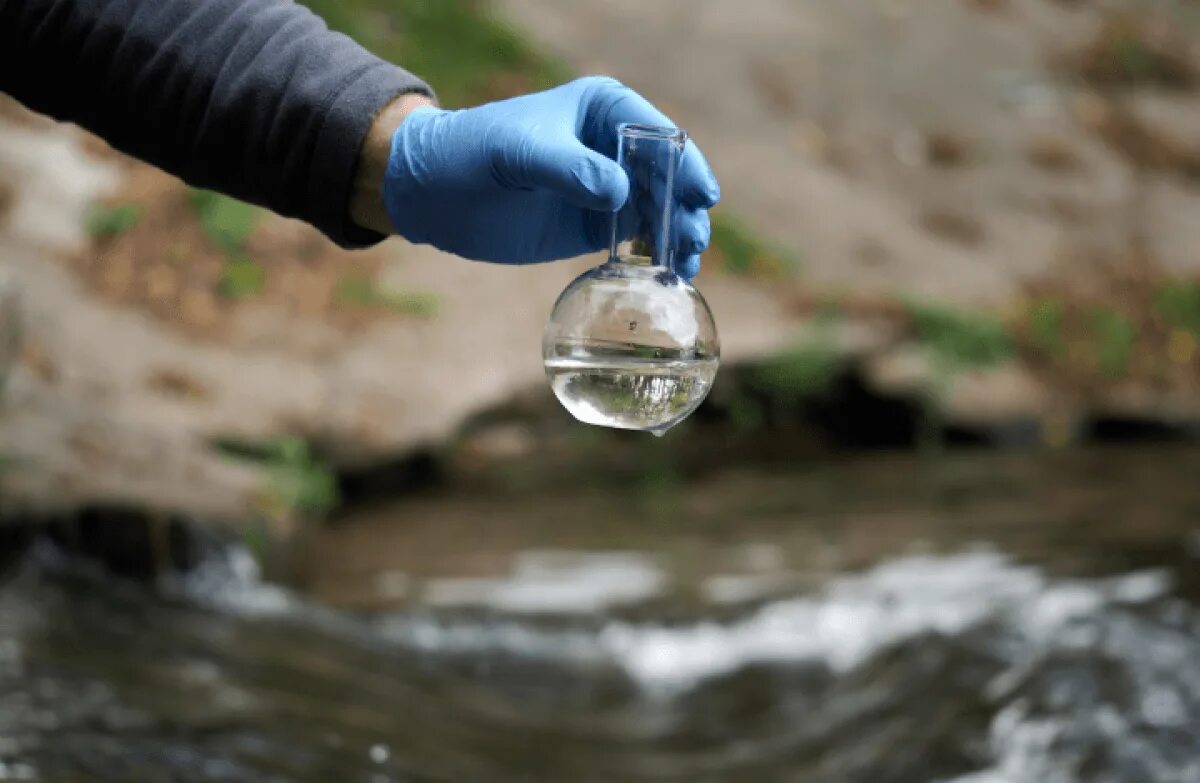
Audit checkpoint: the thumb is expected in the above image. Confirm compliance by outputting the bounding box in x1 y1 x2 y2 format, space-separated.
520 139 630 212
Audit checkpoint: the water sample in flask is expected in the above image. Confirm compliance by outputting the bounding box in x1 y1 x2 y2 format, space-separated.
543 124 720 434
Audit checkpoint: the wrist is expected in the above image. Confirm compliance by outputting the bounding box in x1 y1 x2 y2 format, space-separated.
350 91 435 236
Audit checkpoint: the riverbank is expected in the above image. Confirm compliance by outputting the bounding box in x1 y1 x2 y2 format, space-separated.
3 0 1200 532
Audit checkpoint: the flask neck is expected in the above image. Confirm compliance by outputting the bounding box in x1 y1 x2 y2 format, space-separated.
609 241 656 267
608 124 688 271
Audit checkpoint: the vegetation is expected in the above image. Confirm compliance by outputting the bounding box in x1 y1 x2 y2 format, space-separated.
1026 298 1066 359
1074 13 1196 90
1154 279 1200 337
215 436 340 517
188 189 260 252
335 276 439 318
218 257 267 299
749 336 841 399
85 203 140 238
188 189 265 299
298 0 569 108
1089 308 1136 378
709 213 798 278
907 301 1014 370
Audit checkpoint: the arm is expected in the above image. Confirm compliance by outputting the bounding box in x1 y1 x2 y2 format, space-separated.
349 92 434 237
0 0 432 247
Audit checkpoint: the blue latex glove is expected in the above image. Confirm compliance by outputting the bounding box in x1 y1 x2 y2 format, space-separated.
383 77 720 281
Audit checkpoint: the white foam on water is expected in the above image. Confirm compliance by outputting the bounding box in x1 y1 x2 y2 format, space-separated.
382 615 609 669
378 551 1174 699
948 702 1076 783
173 544 294 618
182 542 1178 721
603 551 1049 691
422 550 666 614
615 555 1172 694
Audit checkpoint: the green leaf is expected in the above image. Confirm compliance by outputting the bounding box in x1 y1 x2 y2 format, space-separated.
335 277 439 318
218 257 266 299
268 461 341 516
1154 280 1200 336
710 213 798 278
1027 298 1066 358
189 189 259 251
1090 308 1135 378
334 277 375 306
212 435 340 517
297 0 569 108
907 302 1014 370
86 203 141 237
375 290 439 318
750 339 840 398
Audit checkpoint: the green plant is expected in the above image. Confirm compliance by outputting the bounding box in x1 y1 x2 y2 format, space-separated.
188 189 260 251
727 397 766 434
218 257 266 299
299 0 569 108
1154 279 1200 336
1090 308 1135 378
1027 298 1066 358
334 276 378 306
1112 35 1154 82
1079 15 1195 90
749 336 840 398
265 437 340 516
710 213 798 278
907 301 1014 370
335 276 439 317
86 203 141 237
215 436 340 516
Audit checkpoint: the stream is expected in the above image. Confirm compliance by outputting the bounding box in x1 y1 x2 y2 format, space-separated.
2 446 1200 782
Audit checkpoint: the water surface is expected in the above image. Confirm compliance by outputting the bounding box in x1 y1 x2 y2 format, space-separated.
3 447 1200 782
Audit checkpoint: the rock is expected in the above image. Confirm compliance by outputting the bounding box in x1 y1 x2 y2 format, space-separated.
864 343 934 394
943 363 1051 426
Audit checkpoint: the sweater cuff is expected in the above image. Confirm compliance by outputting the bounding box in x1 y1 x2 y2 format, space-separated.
309 62 433 249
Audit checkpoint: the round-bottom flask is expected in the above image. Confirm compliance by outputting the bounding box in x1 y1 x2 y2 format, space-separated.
543 124 719 434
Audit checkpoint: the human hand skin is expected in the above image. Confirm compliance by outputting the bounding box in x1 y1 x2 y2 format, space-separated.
352 77 720 281
350 92 435 241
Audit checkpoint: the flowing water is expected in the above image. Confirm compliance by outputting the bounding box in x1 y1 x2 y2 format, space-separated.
3 447 1200 782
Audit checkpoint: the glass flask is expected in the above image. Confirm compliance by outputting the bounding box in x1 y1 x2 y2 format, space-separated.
543 124 720 434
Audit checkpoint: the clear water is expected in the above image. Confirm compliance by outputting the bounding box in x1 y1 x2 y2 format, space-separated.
544 356 718 433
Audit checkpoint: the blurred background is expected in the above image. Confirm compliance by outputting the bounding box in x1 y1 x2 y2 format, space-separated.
2 0 1200 780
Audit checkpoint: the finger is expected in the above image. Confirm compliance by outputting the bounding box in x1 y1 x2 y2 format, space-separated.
675 206 711 257
509 138 631 212
678 141 720 210
589 82 720 208
676 253 702 282
586 81 673 158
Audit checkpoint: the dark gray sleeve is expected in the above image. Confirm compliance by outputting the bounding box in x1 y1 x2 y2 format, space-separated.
0 0 432 247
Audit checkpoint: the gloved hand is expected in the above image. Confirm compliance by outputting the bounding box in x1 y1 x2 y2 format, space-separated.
382 77 720 281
